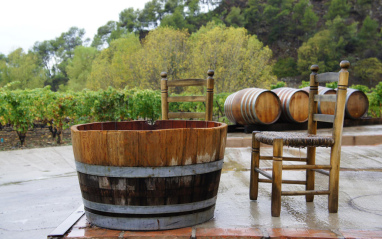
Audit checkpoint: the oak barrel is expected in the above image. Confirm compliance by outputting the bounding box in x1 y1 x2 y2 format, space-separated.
344 88 369 119
271 87 309 123
224 88 281 125
71 120 227 231
303 86 336 115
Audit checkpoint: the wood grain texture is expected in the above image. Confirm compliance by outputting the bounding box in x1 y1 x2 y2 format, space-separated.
224 88 281 125
250 132 260 200
271 138 283 217
71 120 227 167
272 87 309 123
167 79 206 87
345 88 369 119
303 86 336 115
78 170 221 206
167 96 206 102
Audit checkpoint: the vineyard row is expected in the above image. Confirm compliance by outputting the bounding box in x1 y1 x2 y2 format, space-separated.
0 86 230 146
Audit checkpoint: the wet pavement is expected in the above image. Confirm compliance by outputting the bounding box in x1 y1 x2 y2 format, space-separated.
0 125 381 238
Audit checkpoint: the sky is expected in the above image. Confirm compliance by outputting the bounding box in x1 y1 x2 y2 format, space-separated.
0 0 150 55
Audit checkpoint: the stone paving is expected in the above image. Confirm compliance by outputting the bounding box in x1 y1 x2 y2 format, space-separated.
0 125 381 239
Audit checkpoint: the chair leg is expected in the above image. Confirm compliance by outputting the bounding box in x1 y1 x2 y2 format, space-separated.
329 146 341 213
250 132 260 200
306 146 316 202
271 138 283 217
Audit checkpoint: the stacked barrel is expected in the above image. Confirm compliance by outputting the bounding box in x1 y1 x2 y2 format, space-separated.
224 87 369 125
224 88 281 125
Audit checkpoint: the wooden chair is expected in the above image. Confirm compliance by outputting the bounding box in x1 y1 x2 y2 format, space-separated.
160 70 214 121
250 60 350 217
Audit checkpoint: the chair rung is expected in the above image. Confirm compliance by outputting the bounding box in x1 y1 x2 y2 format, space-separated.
282 165 332 170
167 96 205 102
314 169 330 176
260 156 307 162
254 168 272 180
314 114 334 123
167 79 206 87
314 94 336 102
259 179 306 185
281 190 330 196
315 72 339 83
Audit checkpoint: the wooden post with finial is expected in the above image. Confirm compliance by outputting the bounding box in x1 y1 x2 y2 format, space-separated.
206 70 214 121
329 60 350 213
161 72 168 120
306 64 319 202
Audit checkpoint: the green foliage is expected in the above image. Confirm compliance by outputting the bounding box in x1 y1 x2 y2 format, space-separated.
188 23 276 92
273 57 298 78
357 16 381 57
326 82 338 89
368 82 382 117
5 0 382 94
225 7 245 28
119 8 141 32
262 0 294 42
87 34 142 90
292 0 319 37
66 46 98 91
353 58 382 87
325 0 351 21
298 80 310 88
32 27 88 91
270 81 286 90
350 84 370 93
297 30 340 75
0 49 46 89
160 6 195 31
244 0 263 35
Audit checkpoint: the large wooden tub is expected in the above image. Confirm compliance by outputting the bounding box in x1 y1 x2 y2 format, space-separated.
71 120 227 231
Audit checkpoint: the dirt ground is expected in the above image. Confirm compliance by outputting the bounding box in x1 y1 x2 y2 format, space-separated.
0 126 72 151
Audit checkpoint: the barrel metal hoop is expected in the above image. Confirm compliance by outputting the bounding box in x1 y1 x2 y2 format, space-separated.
285 89 303 123
85 206 215 230
246 90 261 124
83 196 217 214
240 90 253 124
247 89 266 124
75 159 224 178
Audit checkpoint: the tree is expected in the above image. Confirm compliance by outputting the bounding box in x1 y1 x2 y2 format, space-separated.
139 0 165 29
297 30 341 76
32 27 88 91
325 0 350 21
225 7 245 28
119 8 142 32
244 0 263 35
273 57 298 78
353 58 382 87
66 46 98 91
160 6 191 30
292 0 318 40
357 16 381 57
91 21 126 50
297 15 358 76
87 34 142 90
262 0 294 42
0 48 46 89
188 22 276 92
133 27 190 89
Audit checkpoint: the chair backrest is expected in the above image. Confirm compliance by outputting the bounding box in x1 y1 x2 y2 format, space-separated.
307 61 350 144
160 70 214 121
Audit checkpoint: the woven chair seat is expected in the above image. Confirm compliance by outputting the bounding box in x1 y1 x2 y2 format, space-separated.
255 131 335 148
